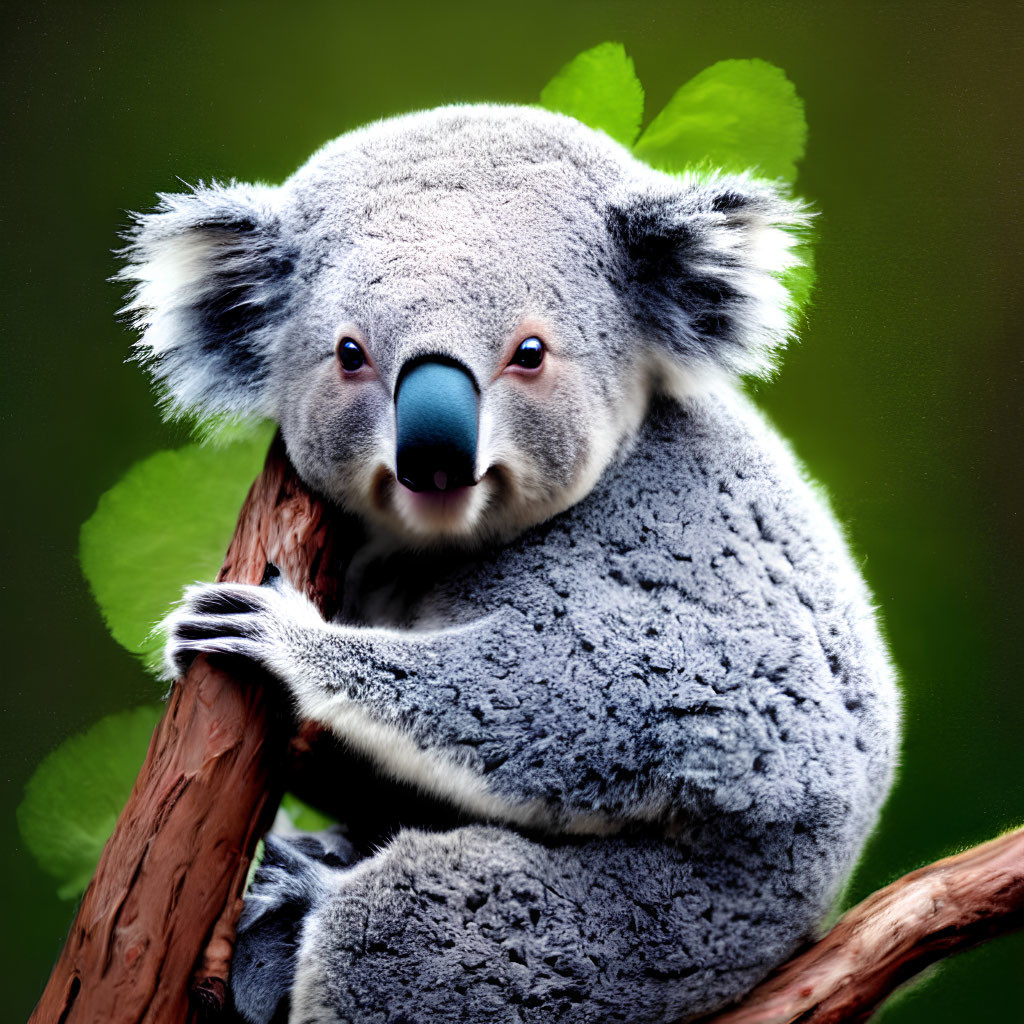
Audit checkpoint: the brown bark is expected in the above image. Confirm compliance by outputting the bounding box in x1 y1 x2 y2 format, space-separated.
699 825 1024 1024
30 434 341 1024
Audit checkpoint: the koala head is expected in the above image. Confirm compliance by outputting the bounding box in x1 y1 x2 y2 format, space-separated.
119 105 808 548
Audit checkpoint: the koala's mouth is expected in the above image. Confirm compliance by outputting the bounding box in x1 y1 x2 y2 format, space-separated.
372 466 496 540
399 480 476 515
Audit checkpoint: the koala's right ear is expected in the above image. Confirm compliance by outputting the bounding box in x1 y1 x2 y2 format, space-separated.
116 182 296 420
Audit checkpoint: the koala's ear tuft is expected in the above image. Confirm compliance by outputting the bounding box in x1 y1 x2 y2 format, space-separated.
116 181 296 420
606 173 812 380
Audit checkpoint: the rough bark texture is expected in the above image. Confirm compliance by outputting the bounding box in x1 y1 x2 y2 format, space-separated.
699 825 1024 1024
30 434 341 1024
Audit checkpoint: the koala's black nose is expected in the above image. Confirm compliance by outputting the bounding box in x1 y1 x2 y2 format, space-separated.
394 358 479 492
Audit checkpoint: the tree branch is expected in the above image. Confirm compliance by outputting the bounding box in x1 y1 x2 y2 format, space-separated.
30 435 341 1024
698 826 1024 1024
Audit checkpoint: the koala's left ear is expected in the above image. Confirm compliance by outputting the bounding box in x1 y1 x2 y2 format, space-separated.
116 181 296 420
606 173 812 380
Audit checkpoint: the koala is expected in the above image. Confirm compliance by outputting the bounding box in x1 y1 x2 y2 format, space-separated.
119 104 900 1023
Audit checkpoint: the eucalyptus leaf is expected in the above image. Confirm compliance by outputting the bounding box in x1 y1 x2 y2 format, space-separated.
18 705 163 899
782 239 817 322
280 793 337 832
79 423 275 673
634 59 806 182
540 41 644 147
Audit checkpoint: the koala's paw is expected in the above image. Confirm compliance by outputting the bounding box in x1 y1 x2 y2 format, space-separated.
233 829 358 1024
161 575 324 683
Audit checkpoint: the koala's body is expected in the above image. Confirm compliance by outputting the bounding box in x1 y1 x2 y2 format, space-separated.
121 105 899 1023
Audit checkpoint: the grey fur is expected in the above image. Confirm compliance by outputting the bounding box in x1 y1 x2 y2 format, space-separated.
131 104 898 1022
117 183 297 419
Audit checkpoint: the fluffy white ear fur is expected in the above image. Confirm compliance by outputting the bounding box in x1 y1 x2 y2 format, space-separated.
116 182 295 420
607 172 813 380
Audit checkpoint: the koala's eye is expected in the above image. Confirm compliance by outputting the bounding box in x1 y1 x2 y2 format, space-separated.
337 338 366 373
509 337 544 370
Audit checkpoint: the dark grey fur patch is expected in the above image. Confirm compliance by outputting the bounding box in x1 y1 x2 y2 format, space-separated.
605 179 806 377
117 183 298 417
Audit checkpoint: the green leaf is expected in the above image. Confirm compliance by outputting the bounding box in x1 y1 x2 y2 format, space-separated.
280 793 336 832
79 423 275 673
540 41 644 147
18 705 163 899
634 59 807 182
245 838 266 892
782 238 817 322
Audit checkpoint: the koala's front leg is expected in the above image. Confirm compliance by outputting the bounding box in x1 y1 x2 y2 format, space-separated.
164 576 847 836
165 576 597 831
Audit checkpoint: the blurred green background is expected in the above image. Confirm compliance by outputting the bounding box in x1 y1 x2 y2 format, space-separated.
1 1 1021 1019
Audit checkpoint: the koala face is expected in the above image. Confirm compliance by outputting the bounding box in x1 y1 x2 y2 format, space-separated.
269 109 658 545
119 105 808 547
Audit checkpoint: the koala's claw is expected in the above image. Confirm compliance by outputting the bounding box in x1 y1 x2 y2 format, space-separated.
160 580 302 682
187 583 272 617
260 561 282 586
